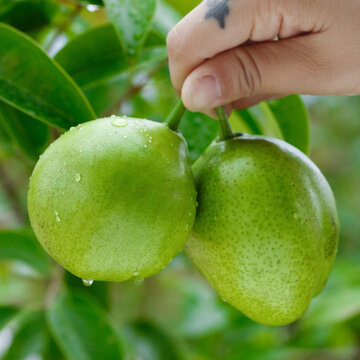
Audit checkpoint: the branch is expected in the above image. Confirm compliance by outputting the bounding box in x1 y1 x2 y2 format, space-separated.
102 58 168 117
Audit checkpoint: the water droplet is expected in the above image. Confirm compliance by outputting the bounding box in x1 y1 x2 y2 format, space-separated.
148 140 152 143
123 135 127 139
54 210 59 216
134 278 144 286
74 173 81 182
293 213 299 219
144 144 148 148
82 279 93 287
112 118 128 127
133 271 139 277
56 216 61 222
79 126 84 130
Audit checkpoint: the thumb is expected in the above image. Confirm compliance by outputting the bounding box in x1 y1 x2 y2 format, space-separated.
181 34 333 112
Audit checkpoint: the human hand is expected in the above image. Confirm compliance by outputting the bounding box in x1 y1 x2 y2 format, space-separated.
167 0 360 115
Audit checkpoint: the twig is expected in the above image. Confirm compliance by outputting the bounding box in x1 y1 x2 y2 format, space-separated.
46 2 83 52
102 58 168 117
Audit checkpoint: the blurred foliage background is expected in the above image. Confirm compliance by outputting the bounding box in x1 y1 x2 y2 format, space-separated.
0 0 359 359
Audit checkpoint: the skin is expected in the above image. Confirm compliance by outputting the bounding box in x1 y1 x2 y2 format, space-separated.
28 117 196 282
185 135 339 326
167 0 360 115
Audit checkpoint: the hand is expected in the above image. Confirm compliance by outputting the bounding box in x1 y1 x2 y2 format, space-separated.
167 0 360 115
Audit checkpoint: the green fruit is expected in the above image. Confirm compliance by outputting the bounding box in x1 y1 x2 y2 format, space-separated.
28 116 196 282
185 135 339 326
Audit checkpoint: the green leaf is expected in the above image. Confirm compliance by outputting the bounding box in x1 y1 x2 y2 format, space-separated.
179 111 218 163
47 290 123 360
232 95 309 154
104 0 157 58
84 73 131 116
54 23 128 89
0 100 49 161
152 0 182 39
122 320 182 360
0 23 96 129
3 311 49 360
0 0 58 33
268 95 310 154
0 118 14 157
0 306 18 330
0 229 52 275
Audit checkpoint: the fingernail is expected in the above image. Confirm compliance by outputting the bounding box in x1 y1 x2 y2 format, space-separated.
190 75 222 109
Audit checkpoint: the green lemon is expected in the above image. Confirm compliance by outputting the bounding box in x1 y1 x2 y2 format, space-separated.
28 116 196 282
185 135 339 326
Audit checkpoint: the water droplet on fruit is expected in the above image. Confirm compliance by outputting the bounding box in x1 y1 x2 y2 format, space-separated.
74 173 81 182
112 118 128 127
82 279 93 287
134 278 144 286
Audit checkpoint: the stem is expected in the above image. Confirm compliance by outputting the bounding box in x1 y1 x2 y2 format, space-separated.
165 99 186 131
216 106 234 141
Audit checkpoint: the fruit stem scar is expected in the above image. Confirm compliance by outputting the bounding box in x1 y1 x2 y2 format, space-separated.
216 106 235 141
165 98 187 131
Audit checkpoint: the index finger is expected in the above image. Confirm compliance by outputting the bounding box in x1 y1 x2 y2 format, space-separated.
167 0 320 93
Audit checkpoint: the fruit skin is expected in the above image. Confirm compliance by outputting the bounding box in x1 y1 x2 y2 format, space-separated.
185 135 339 326
28 117 196 282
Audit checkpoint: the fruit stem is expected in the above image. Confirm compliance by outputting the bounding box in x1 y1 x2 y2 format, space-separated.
216 106 234 141
165 98 187 131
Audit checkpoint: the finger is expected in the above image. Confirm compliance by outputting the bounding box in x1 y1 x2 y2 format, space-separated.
181 33 345 112
167 0 333 92
231 94 283 110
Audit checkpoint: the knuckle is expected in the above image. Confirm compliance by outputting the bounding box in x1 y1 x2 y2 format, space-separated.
166 26 184 59
233 47 263 97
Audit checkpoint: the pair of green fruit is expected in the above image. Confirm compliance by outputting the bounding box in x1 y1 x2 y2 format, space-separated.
28 103 339 326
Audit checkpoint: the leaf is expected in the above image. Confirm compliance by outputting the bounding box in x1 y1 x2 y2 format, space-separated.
104 0 157 58
54 23 128 89
232 95 309 154
47 290 123 360
84 73 131 116
0 306 18 330
2 311 49 360
0 229 52 275
0 0 58 33
0 100 49 161
268 95 310 154
0 23 96 129
152 0 182 39
179 111 218 163
122 320 182 360
0 118 14 157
